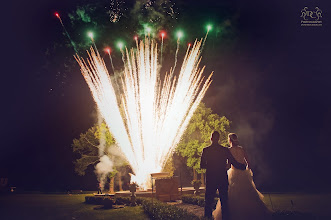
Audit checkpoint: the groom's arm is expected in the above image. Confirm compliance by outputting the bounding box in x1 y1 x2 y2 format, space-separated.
227 149 246 170
200 148 207 169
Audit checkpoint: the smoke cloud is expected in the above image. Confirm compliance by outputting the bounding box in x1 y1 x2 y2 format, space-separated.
97 111 106 157
94 111 114 190
68 6 96 25
95 155 114 190
204 62 275 188
107 145 127 167
130 0 178 30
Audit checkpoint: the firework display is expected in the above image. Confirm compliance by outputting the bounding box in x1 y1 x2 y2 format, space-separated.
54 12 78 54
75 38 212 189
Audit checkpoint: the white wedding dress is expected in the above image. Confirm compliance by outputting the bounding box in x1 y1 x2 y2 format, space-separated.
213 146 272 220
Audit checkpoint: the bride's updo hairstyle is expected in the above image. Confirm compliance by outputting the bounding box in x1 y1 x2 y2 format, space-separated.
228 133 239 146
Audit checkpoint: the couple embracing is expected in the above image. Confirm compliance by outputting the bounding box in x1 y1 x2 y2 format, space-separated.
200 131 271 220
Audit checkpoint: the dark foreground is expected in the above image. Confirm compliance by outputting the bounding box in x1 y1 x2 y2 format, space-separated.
262 193 331 218
0 194 149 220
0 193 330 219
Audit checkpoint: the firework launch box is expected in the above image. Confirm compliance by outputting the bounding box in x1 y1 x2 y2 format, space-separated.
151 173 179 202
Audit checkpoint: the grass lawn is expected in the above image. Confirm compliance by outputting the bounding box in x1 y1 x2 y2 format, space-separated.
263 193 331 218
0 194 150 220
1 193 330 219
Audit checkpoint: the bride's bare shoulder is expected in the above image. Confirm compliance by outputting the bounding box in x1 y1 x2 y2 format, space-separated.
230 146 242 149
230 146 245 153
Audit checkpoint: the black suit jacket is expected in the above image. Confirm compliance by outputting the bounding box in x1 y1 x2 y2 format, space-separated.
200 143 246 186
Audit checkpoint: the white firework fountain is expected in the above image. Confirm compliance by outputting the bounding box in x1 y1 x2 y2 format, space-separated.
75 38 212 189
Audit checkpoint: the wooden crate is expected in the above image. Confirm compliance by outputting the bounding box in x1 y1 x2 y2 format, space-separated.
155 176 179 202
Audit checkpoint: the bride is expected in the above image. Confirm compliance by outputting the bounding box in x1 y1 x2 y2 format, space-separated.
213 133 272 220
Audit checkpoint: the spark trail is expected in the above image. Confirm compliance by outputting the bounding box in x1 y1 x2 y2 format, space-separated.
106 48 116 74
134 36 139 49
55 12 78 54
160 32 165 65
75 38 212 189
201 25 212 52
88 32 99 53
172 31 182 76
117 42 125 66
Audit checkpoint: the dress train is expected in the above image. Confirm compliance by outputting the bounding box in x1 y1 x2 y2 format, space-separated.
213 168 272 220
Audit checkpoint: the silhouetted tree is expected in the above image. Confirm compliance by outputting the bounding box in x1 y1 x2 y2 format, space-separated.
176 102 231 185
72 122 127 192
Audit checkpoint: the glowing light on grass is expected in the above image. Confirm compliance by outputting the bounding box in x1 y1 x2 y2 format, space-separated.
75 39 212 189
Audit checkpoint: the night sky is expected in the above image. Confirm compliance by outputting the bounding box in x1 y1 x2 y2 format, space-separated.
1 0 331 192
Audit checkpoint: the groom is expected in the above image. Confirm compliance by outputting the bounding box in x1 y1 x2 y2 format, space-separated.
200 131 246 219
